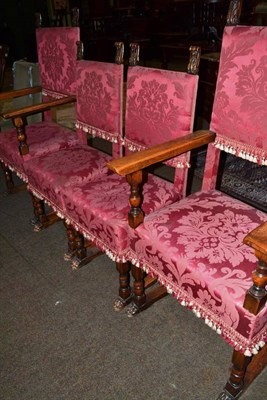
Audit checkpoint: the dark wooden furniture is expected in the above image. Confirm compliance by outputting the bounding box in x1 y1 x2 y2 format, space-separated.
0 44 9 91
195 51 220 126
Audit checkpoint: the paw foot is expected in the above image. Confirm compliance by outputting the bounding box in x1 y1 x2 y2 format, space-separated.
113 298 126 312
127 303 139 318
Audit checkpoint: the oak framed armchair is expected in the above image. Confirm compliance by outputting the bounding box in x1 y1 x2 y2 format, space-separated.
107 20 267 400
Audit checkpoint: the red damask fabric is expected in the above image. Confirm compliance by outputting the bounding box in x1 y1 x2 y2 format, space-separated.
0 122 79 182
128 190 267 355
210 25 267 166
75 61 123 148
59 173 181 261
124 66 199 170
36 27 80 97
24 146 112 215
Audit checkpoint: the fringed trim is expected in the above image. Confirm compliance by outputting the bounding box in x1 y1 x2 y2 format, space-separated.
63 214 128 263
75 120 119 143
0 158 28 183
129 252 266 356
123 138 190 169
42 89 68 99
214 135 267 166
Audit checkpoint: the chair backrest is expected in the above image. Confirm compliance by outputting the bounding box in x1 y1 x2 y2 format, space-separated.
0 44 9 91
36 27 80 98
123 52 200 195
75 60 124 157
203 25 267 190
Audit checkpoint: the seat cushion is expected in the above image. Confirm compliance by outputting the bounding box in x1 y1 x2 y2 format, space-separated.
128 190 267 355
24 145 112 215
60 173 181 261
0 122 79 181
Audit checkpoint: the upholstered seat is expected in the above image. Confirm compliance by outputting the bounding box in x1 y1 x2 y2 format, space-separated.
59 172 181 261
0 122 79 182
128 190 267 354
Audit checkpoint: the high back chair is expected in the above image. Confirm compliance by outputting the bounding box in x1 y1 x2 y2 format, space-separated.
51 47 200 291
23 53 125 233
108 21 267 400
0 18 82 194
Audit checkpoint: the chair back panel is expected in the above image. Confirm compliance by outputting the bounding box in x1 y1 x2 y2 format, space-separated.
210 25 267 166
75 60 123 151
124 66 199 169
36 27 80 97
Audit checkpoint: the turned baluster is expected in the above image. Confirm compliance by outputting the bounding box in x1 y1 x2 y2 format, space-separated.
64 221 78 260
74 231 87 264
126 170 144 229
13 116 29 156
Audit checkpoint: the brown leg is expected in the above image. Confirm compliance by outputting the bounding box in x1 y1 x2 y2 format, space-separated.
217 350 250 399
127 264 168 317
1 162 15 193
63 221 78 261
71 233 102 270
113 261 132 311
29 193 60 231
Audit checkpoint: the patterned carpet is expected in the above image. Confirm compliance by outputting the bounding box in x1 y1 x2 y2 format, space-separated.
194 152 267 212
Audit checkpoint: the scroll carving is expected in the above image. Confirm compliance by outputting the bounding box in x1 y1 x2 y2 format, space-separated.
129 43 140 67
187 46 201 75
114 42 124 65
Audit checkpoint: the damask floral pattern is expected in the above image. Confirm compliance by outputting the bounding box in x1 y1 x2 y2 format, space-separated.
36 27 79 96
24 146 112 215
210 26 267 165
128 190 267 353
76 61 123 142
125 66 198 149
60 173 181 261
0 122 79 182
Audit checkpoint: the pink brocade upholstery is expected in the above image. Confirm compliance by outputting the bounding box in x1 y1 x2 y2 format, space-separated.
0 122 79 181
75 61 123 145
124 66 198 168
24 146 112 215
24 60 124 213
210 25 267 165
59 173 181 261
128 190 267 354
36 27 80 97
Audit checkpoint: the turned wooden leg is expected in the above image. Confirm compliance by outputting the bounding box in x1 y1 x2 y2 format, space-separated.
217 350 250 399
30 193 49 231
127 264 146 316
113 261 132 312
71 233 102 270
64 221 78 260
1 162 15 193
127 264 168 317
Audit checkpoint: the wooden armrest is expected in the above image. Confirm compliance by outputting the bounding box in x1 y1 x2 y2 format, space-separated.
1 96 76 120
0 86 42 101
108 130 216 176
244 222 267 260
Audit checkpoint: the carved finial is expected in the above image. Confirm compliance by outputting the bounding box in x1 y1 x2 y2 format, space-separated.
129 43 140 67
76 41 84 60
187 46 201 75
35 13 42 28
227 0 242 26
71 7 79 27
114 42 124 65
